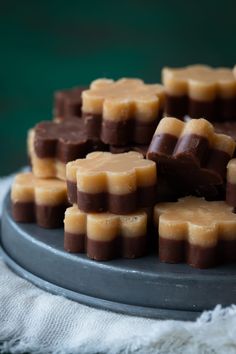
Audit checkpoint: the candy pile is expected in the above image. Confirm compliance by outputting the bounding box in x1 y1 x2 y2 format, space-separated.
10 65 236 268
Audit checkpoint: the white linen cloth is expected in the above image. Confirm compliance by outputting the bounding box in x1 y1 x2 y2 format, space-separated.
1 174 236 354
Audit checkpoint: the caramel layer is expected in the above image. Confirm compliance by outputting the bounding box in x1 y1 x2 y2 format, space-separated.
64 205 148 242
11 172 67 205
163 65 236 100
82 78 165 122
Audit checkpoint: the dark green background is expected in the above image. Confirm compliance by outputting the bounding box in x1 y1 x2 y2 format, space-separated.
1 0 236 175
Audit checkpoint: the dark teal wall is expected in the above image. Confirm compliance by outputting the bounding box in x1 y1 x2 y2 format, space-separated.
1 0 236 175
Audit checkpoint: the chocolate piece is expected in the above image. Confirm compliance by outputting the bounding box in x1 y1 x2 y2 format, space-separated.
11 172 68 228
64 205 148 260
162 65 236 121
82 78 165 145
147 117 235 192
54 87 86 120
154 196 236 268
226 159 236 209
66 151 157 214
28 118 107 180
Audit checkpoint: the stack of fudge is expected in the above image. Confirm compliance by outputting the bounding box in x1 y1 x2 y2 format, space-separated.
10 65 236 268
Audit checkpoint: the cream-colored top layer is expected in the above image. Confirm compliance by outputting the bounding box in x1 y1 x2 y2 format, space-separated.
154 116 184 137
66 151 157 194
11 172 67 205
64 205 147 241
154 196 236 247
27 128 34 157
153 117 236 154
227 159 236 184
162 65 236 100
82 78 165 122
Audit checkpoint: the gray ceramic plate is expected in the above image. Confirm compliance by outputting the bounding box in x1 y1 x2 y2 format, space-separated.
1 193 236 321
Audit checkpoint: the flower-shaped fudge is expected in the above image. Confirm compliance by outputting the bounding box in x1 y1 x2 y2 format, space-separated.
82 78 165 145
162 65 236 121
147 117 235 193
28 118 106 180
154 196 236 268
11 172 68 228
66 151 157 214
54 86 86 120
64 205 148 260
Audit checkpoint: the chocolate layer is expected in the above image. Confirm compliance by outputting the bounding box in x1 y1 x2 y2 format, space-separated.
83 111 163 145
189 98 215 121
12 201 67 229
147 133 229 189
174 134 209 163
205 149 231 178
65 234 147 261
213 121 236 142
75 185 157 214
36 204 67 229
12 202 35 223
159 237 236 269
54 87 86 119
194 184 225 201
34 118 106 163
165 94 236 121
165 94 187 119
101 119 134 146
109 144 148 157
83 113 102 140
87 238 120 261
64 232 86 253
148 133 178 157
226 182 236 207
121 235 146 258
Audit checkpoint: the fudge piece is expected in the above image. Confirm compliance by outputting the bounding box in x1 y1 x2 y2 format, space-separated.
154 196 236 268
162 65 236 121
82 78 165 145
28 118 106 180
147 117 235 192
226 159 236 210
64 205 148 260
11 172 68 228
54 87 86 120
66 151 157 214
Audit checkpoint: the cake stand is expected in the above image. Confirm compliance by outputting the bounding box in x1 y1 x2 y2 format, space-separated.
1 192 236 321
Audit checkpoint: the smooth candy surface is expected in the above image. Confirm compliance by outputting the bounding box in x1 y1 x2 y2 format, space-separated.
82 78 165 122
